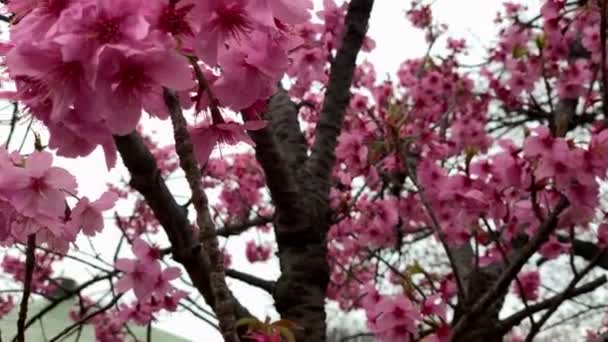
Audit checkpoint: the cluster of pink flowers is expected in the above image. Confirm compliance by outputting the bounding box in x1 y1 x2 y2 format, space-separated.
1 0 313 168
245 240 272 263
0 148 116 251
362 286 422 342
512 270 541 301
114 238 184 303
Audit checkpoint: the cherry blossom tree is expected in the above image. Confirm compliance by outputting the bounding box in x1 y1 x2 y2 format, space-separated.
3 0 608 342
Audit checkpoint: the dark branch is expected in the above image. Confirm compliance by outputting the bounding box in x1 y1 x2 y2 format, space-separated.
266 87 309 170
16 235 36 342
557 235 608 269
48 294 124 342
225 269 276 293
249 126 301 218
306 0 375 205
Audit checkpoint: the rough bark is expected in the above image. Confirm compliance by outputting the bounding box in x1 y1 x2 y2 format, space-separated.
247 1 375 341
266 87 309 172
165 89 237 341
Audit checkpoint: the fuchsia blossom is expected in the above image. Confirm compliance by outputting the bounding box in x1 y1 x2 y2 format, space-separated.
539 235 570 259
115 238 179 301
513 270 541 301
245 240 272 263
193 0 254 66
189 109 267 165
96 47 195 134
364 293 421 342
68 190 118 236
0 151 76 218
1 0 307 168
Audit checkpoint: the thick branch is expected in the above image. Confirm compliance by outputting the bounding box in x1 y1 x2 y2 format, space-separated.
225 269 276 293
306 0 374 200
249 127 302 223
114 133 250 320
164 88 237 342
266 87 308 170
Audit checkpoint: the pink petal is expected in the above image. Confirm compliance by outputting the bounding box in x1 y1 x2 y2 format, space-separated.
162 267 181 281
45 167 78 192
25 151 53 178
93 191 119 211
115 276 134 293
146 51 195 91
132 238 151 259
115 259 136 272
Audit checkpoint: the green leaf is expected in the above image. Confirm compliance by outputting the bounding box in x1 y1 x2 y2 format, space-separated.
512 45 527 58
406 262 425 275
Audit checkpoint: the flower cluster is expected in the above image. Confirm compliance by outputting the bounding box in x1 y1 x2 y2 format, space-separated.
114 238 184 303
0 147 116 252
1 0 312 168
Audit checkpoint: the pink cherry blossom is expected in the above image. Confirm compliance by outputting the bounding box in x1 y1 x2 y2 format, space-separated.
68 190 118 236
189 111 267 165
0 151 76 220
96 47 194 135
513 270 540 301
539 235 569 259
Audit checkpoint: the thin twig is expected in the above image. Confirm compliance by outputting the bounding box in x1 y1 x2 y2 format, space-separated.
225 269 276 293
524 248 607 342
16 235 36 342
48 294 123 342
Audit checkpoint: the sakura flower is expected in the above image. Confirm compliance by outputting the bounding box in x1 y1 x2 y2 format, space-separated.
370 296 421 342
115 256 161 301
68 190 118 236
53 0 151 62
131 237 162 263
247 0 313 27
96 47 194 135
597 223 608 247
0 295 14 319
115 238 163 300
539 235 569 259
0 151 76 220
189 111 267 165
421 295 446 320
146 0 197 38
245 240 272 263
152 267 181 297
213 31 286 110
513 270 540 301
244 331 281 342
6 41 97 122
193 0 254 66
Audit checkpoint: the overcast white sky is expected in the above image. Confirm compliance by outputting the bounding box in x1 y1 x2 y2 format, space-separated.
0 0 511 340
